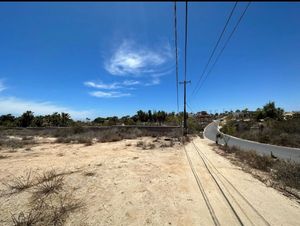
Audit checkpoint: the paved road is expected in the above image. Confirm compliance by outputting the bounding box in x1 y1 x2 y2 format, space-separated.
204 120 300 163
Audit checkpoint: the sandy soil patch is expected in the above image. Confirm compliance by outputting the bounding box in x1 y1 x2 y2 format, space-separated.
0 136 299 225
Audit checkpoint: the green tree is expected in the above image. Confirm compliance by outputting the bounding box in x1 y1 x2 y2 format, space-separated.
137 110 148 122
0 114 16 126
93 117 105 124
148 110 153 123
262 102 284 120
50 112 61 126
61 112 71 126
19 111 34 127
32 115 44 127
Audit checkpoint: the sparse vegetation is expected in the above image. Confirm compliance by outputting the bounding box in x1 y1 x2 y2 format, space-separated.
136 141 144 147
0 154 9 159
4 171 35 192
2 169 83 225
83 171 96 177
11 203 44 226
33 175 64 198
0 135 36 150
220 145 300 191
221 102 300 148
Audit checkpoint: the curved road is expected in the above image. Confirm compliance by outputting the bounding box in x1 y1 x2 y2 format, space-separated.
204 120 300 163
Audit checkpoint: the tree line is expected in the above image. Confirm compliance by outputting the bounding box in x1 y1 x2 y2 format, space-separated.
0 110 185 128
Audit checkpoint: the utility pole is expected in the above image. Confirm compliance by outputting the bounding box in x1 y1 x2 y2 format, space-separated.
180 1 190 136
180 80 191 136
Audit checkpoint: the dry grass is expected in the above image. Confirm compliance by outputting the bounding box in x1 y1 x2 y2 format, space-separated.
3 171 35 193
136 141 156 150
22 136 34 141
5 169 83 225
11 193 82 226
0 136 36 151
226 146 274 172
11 203 44 226
36 169 61 183
220 145 300 191
83 171 96 177
33 176 64 198
136 141 144 147
0 154 9 159
273 161 300 190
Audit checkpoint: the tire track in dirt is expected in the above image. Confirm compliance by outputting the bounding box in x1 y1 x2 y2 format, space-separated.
192 139 271 226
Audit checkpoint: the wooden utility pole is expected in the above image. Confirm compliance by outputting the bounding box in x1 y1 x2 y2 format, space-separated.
180 80 191 135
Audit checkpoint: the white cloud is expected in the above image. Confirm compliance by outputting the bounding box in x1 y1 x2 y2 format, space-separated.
145 78 161 86
84 80 140 94
0 80 7 92
84 81 120 90
122 80 140 86
104 40 174 77
0 96 94 119
90 91 131 98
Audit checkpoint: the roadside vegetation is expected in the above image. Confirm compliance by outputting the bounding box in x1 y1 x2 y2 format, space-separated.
220 102 300 148
218 144 300 197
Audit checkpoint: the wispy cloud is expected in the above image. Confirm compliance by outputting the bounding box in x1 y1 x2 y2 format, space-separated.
84 81 121 90
90 91 131 98
145 78 161 86
104 40 174 77
0 96 94 119
0 80 7 92
123 80 140 86
84 80 140 91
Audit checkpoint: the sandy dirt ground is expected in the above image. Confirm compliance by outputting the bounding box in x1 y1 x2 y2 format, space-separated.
0 136 299 225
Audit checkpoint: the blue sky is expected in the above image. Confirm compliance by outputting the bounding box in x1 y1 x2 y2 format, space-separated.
0 2 300 119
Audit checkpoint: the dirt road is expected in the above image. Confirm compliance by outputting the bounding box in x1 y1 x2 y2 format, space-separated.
185 137 300 226
0 136 299 225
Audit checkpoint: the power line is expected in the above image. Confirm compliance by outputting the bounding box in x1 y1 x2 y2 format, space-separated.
193 2 251 98
190 2 238 98
174 2 179 113
187 102 194 113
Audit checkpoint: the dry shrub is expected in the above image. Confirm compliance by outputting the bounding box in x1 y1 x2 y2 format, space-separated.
11 193 82 226
22 136 34 141
273 161 300 189
224 146 274 172
1 139 25 149
136 141 155 150
11 203 44 226
98 131 122 143
0 154 9 159
37 169 61 183
221 145 300 190
160 139 175 148
236 150 274 172
136 141 144 147
46 193 83 226
9 169 83 226
83 171 96 177
76 137 93 146
4 171 35 192
56 137 72 144
56 136 93 145
148 143 155 149
33 176 64 198
180 136 191 144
